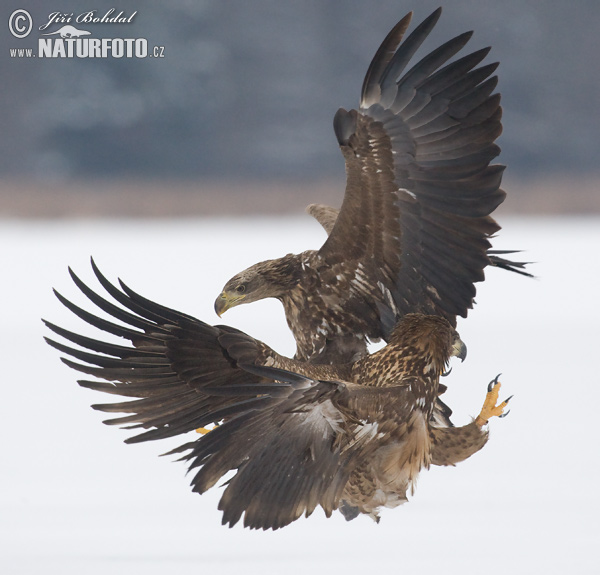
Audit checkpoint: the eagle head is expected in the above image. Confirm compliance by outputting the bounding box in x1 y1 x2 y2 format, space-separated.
390 313 467 375
215 255 301 317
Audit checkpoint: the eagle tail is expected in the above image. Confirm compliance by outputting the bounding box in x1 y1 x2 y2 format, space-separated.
488 250 533 277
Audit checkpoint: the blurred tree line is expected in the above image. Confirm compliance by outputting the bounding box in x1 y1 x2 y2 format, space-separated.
1 0 598 182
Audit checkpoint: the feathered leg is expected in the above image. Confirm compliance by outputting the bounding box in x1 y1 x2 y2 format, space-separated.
430 375 511 466
429 421 489 466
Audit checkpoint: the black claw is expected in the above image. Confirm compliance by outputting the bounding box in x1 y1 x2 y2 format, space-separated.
442 367 452 377
498 409 511 419
487 373 502 392
504 395 514 404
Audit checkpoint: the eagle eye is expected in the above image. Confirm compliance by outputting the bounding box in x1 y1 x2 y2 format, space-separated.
236 285 246 293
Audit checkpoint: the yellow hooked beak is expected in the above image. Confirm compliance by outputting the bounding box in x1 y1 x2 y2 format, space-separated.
214 291 246 317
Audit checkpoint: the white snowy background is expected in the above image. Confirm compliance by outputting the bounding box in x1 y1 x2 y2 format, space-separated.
1 215 598 574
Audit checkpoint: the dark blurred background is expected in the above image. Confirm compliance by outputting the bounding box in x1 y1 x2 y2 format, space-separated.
1 0 599 216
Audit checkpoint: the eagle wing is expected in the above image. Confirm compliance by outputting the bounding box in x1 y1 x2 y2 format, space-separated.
44 259 298 444
45 262 432 529
318 8 506 331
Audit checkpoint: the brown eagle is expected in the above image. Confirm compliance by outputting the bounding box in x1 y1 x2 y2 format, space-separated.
215 8 529 366
45 261 510 529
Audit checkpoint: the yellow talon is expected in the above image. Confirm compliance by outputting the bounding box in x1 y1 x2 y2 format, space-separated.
475 375 512 427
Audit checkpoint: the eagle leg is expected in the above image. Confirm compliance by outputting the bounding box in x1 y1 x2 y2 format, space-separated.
475 375 512 427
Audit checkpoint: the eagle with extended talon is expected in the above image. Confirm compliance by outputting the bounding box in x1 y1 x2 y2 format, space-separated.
45 7 518 531
216 7 529 369
45 261 510 529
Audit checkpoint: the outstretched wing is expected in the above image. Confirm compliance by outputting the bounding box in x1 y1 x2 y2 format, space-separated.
45 262 350 529
44 259 288 444
318 8 508 331
44 263 418 529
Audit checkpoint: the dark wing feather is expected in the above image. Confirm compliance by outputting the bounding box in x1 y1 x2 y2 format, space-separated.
172 364 424 530
44 260 282 443
305 203 531 280
319 8 512 332
173 376 350 530
361 10 415 107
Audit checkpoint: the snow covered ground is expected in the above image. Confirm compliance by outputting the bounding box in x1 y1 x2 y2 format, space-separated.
1 215 598 574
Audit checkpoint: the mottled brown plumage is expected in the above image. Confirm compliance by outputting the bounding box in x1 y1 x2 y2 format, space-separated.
44 8 518 531
216 8 530 368
45 261 508 529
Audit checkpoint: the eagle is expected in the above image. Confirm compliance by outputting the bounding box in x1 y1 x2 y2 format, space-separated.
215 7 529 367
45 261 510 529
